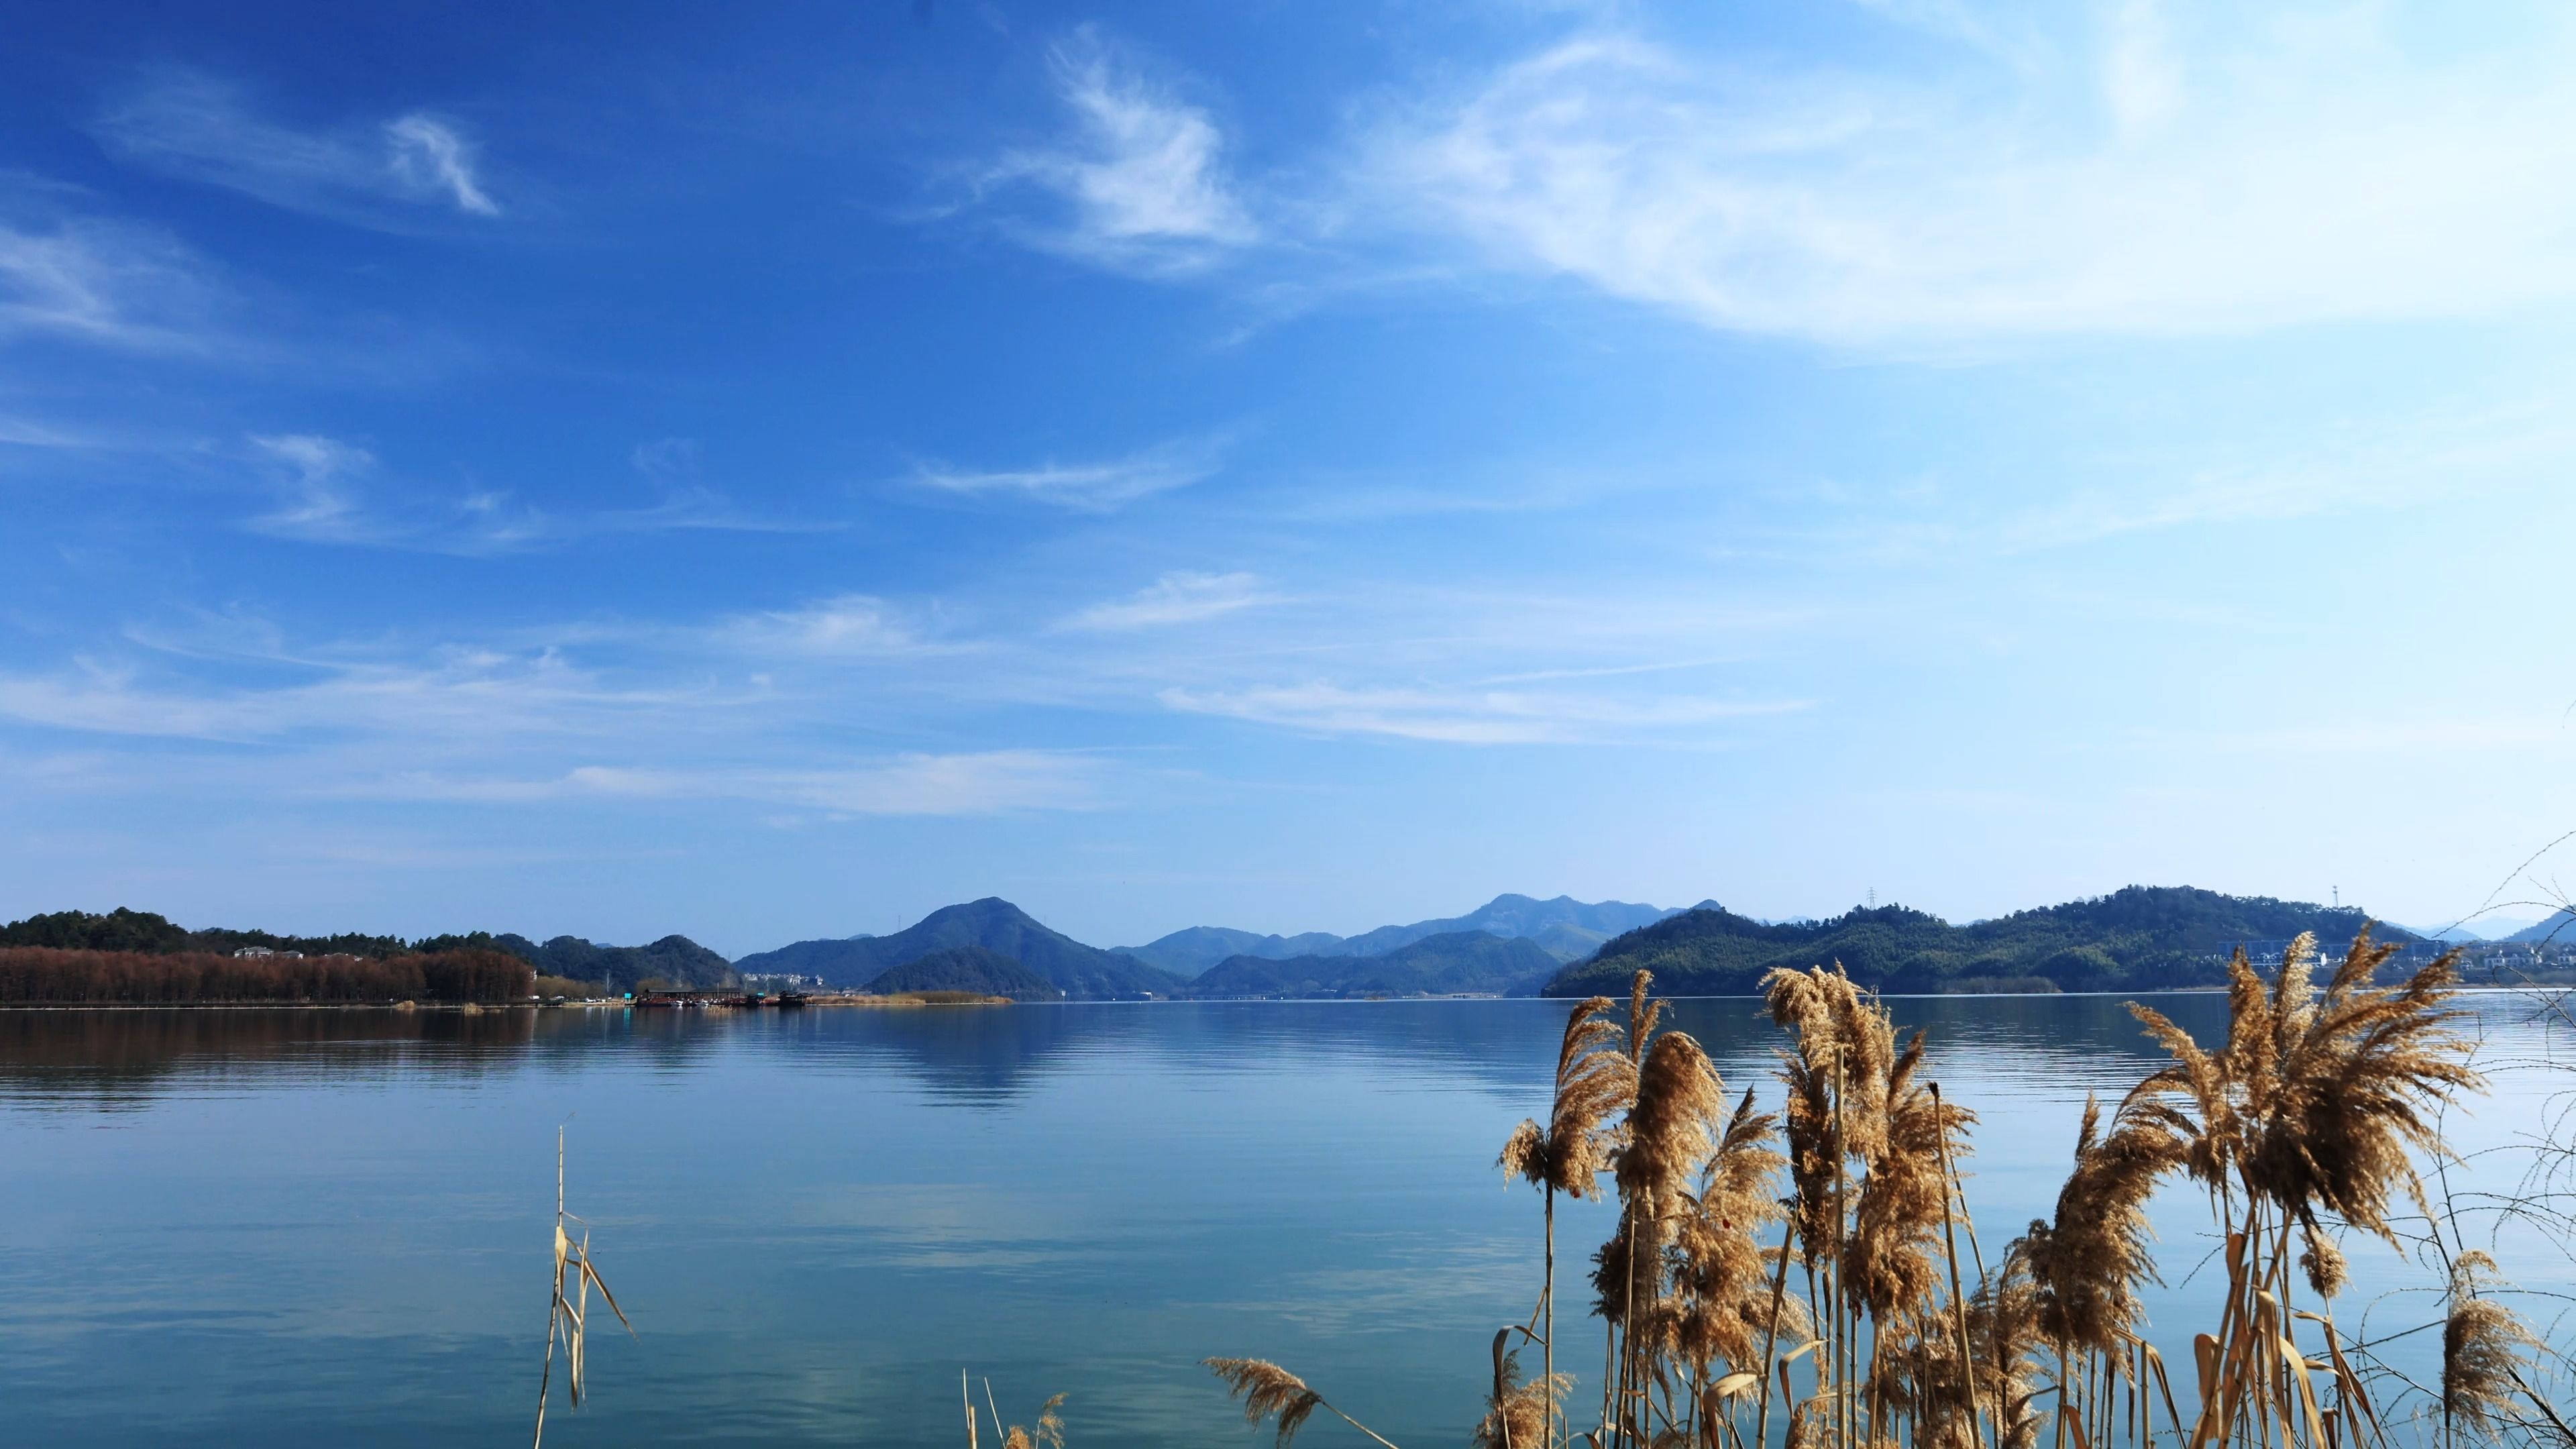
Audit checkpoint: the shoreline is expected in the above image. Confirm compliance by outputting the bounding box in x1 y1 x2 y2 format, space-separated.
0 992 1014 1012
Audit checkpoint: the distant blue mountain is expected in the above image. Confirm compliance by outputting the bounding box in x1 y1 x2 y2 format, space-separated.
2506 909 2576 945
1114 893 1684 974
1188 930 1563 999
736 899 1183 1000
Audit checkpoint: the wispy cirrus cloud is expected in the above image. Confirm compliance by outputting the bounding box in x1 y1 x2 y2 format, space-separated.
0 197 227 353
237 432 833 553
375 752 1108 816
710 596 931 658
246 432 377 542
1159 682 1807 745
0 600 1111 822
1356 6 2576 346
971 28 1255 273
95 70 501 225
1060 571 1277 631
244 431 548 551
910 432 1228 511
606 437 847 535
0 645 700 745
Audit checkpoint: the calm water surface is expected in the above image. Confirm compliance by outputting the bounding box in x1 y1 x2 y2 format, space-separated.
1 994 2567 1447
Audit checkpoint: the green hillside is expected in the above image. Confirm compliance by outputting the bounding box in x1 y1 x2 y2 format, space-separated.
737 898 1183 1000
513 934 736 994
1191 930 1561 998
867 947 1062 1000
1543 886 2434 998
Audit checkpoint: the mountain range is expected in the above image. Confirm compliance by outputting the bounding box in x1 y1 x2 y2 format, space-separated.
732 899 1185 998
737 885 2467 1001
1191 930 1563 998
1545 886 2438 998
1112 893 1682 973
2502 909 2576 945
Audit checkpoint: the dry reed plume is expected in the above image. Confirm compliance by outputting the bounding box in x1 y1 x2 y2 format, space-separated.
1501 992 1637 1443
1477 1342 1572 1449
1000 1391 1067 1449
2443 1254 2538 1444
1206 1357 1402 1449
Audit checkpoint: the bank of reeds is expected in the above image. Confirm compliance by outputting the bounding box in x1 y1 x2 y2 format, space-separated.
1205 928 2563 1449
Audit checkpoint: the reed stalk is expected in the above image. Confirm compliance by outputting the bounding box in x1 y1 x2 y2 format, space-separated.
532 1127 631 1449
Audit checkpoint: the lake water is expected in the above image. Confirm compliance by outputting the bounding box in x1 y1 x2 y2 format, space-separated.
1 992 2567 1448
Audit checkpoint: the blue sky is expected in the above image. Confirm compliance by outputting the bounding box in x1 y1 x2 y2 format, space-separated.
5 1 2573 955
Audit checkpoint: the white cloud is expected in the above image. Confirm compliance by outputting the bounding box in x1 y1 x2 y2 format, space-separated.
0 645 696 745
977 30 1255 272
714 596 924 657
1159 682 1805 745
0 209 223 353
385 114 499 216
1349 5 2576 345
910 434 1226 511
1060 571 1275 631
0 608 1102 819
606 439 842 535
95 71 502 224
247 432 377 541
373 753 1103 816
235 432 833 553
566 752 1102 816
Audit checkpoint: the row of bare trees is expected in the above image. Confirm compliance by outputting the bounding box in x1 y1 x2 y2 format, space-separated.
0 945 534 1004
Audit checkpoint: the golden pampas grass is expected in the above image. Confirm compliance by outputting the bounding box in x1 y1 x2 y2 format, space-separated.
1627 969 1664 1069
1206 1358 1322 1448
1474 1345 1569 1449
1597 1026 1725 1364
1670 1089 1799 1377
1621 1031 1726 1213
1205 1358 1401 1449
1968 1254 2047 1449
1499 992 1639 1442
2298 1218 2347 1301
1764 966 1854 1266
1845 1029 1968 1324
2127 929 2480 1238
2013 1093 2179 1357
1499 996 1635 1200
2443 1252 2538 1442
1000 1393 1066 1449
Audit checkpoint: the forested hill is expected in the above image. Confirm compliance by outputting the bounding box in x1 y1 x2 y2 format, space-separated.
865 946 1064 1000
1189 930 1561 998
496 934 736 994
1542 886 2434 998
736 898 1184 1000
0 911 736 995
